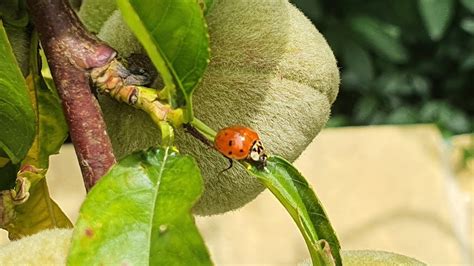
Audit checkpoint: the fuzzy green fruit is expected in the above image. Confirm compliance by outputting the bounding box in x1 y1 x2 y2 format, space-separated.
299 250 426 265
97 10 144 58
0 229 425 265
78 0 117 33
340 250 426 265
82 0 339 215
0 229 72 265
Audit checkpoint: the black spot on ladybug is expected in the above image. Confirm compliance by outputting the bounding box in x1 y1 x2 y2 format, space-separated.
240 149 244 153
228 151 233 155
228 140 233 146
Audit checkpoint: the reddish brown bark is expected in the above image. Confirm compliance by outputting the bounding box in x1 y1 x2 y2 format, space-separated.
26 0 117 191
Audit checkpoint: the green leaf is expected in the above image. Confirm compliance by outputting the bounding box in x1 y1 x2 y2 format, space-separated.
0 149 9 168
0 160 18 190
198 0 214 14
418 0 454 40
0 35 71 240
341 41 374 85
68 147 212 265
380 72 410 95
23 38 68 169
460 54 474 71
248 156 341 266
354 96 379 123
0 34 74 240
117 0 210 122
410 74 431 97
420 101 470 134
461 0 474 13
0 21 35 164
386 106 418 124
348 16 408 63
326 115 350 128
461 17 474 35
0 0 29 27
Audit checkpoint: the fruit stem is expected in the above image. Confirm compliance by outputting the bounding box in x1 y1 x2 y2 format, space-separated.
190 118 216 142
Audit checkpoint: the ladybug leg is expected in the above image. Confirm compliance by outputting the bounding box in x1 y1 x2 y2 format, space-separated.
225 158 233 170
218 158 234 176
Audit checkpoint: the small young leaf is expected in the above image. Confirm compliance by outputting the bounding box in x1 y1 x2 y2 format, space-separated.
248 156 341 266
418 0 454 40
68 147 212 265
117 0 210 121
0 21 35 164
0 165 72 239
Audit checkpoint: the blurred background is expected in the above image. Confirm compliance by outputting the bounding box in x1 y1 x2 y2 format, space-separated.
287 0 474 264
292 0 473 136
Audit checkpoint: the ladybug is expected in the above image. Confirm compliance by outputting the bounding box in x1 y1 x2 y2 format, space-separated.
214 126 267 170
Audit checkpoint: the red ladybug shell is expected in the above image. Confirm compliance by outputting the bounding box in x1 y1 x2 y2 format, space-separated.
214 126 260 160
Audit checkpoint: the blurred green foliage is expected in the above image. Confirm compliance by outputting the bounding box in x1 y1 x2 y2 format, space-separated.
292 0 474 135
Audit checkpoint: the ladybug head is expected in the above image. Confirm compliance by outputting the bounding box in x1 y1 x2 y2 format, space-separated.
249 140 267 169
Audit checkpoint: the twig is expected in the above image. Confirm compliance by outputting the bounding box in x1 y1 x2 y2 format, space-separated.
90 58 184 128
89 57 218 149
26 0 117 191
